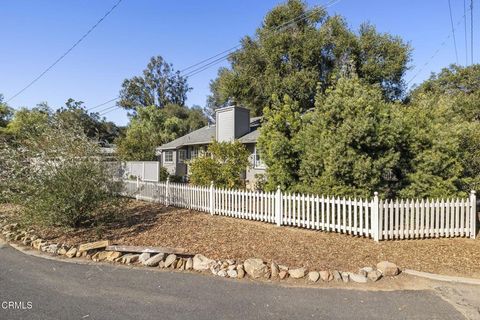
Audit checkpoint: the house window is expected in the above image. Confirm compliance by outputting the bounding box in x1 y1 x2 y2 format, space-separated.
178 149 186 162
253 146 266 168
190 147 199 159
164 150 173 163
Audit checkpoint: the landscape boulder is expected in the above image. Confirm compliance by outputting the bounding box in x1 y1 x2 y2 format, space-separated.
332 270 342 281
244 259 267 279
308 271 320 282
319 270 333 282
138 252 151 264
193 254 215 271
121 254 140 264
237 265 245 279
349 273 368 283
367 270 382 282
227 269 238 278
143 253 165 267
185 257 193 270
271 262 279 279
376 261 399 276
65 247 77 258
164 254 177 268
289 267 306 279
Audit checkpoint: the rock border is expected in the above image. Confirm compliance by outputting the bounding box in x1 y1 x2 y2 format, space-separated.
0 219 401 285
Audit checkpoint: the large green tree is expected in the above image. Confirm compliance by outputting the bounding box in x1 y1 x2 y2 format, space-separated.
410 64 480 122
399 64 480 198
56 98 122 144
297 76 407 198
207 0 410 116
116 104 207 161
118 56 191 112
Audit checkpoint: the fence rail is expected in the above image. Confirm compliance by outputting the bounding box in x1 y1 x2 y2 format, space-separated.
121 179 477 242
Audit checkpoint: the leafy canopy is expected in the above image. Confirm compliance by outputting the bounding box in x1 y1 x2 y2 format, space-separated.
118 56 191 112
116 104 207 161
207 0 410 116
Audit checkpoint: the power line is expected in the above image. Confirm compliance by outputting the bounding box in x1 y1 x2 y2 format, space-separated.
95 0 342 117
181 0 342 79
407 4 471 85
179 45 241 73
95 103 119 114
99 107 121 116
87 96 119 111
97 104 119 116
448 0 459 64
6 0 123 103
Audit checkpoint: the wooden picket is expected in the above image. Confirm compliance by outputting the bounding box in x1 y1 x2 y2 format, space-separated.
123 180 476 241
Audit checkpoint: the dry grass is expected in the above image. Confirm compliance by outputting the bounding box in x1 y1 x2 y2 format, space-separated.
2 200 480 278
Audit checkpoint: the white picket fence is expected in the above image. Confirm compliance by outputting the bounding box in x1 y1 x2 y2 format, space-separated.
122 180 477 242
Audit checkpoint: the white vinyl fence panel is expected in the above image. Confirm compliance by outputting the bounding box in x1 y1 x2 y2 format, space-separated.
107 161 161 182
121 180 477 242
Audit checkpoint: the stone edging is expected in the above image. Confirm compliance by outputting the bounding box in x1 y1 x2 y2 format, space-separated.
0 220 401 285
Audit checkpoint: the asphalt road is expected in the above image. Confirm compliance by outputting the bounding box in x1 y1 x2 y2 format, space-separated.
0 242 464 320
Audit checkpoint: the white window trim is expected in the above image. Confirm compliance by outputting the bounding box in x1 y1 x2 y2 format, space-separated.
164 150 174 163
253 146 266 169
190 146 199 159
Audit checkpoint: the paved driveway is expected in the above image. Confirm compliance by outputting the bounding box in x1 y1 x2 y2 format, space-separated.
0 242 464 320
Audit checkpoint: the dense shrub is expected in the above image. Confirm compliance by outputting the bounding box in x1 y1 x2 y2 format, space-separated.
189 140 250 188
0 118 122 227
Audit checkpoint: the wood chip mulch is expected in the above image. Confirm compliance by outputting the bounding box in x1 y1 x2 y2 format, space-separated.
3 200 480 278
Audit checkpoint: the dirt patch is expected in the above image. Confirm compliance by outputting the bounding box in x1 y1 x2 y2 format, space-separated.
2 200 480 278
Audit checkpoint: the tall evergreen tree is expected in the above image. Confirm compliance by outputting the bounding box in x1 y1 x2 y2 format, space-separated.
297 76 406 198
257 94 302 191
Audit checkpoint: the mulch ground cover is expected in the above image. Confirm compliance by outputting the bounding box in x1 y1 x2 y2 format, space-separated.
2 200 480 278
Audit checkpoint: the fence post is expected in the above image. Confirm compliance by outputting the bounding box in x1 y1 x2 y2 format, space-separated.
275 186 282 226
165 177 170 207
471 190 477 239
136 176 140 188
372 192 380 242
210 181 215 216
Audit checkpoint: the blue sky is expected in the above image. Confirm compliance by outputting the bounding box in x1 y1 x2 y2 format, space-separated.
1 0 477 125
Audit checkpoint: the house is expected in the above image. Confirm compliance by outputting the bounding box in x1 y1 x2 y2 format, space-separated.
156 105 266 187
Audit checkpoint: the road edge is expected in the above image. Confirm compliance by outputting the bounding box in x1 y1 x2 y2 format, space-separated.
404 269 480 286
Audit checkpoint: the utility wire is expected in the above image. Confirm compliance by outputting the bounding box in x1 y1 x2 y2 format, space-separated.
87 96 120 111
179 45 241 73
448 0 459 64
6 0 123 103
93 0 342 116
407 4 471 85
181 0 342 78
96 103 119 114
